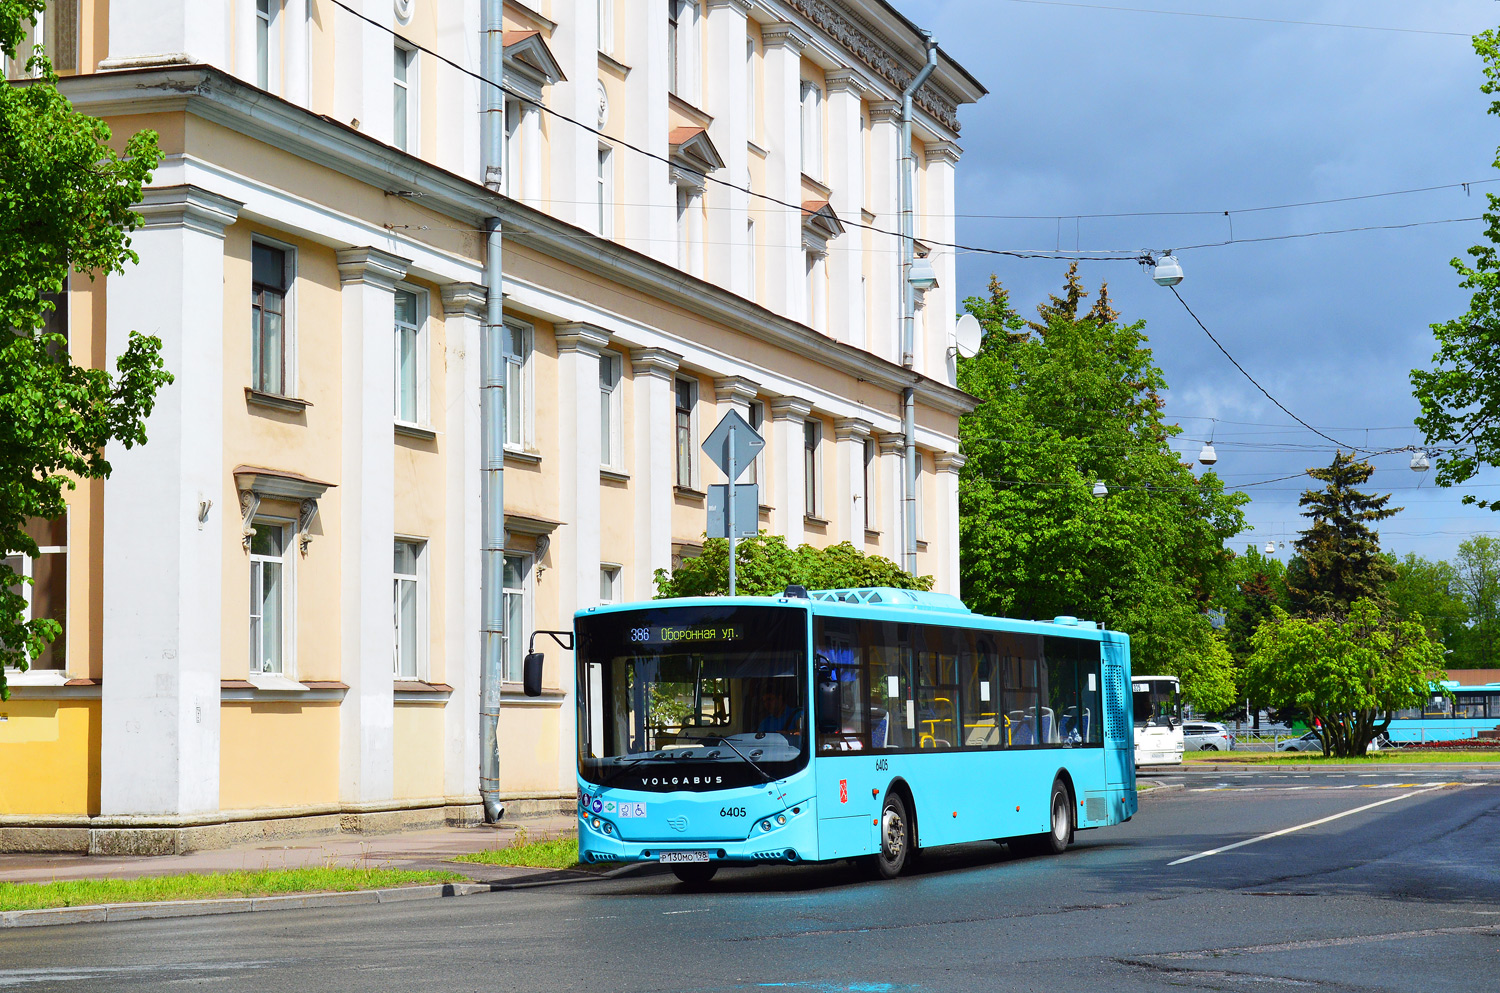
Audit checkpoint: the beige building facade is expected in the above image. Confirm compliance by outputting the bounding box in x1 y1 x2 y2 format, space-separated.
0 0 982 852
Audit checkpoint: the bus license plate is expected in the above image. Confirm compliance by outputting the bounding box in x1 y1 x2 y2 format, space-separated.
659 851 710 864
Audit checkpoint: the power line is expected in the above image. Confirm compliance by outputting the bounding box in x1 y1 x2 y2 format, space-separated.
997 0 1473 38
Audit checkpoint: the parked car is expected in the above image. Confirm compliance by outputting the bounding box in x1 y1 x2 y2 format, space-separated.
1183 722 1235 751
1276 730 1389 753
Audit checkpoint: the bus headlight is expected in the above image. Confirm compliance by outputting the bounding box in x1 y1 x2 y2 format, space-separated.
775 815 787 826
592 818 602 830
761 819 773 832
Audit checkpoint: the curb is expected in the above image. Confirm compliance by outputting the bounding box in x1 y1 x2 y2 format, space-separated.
1169 762 1500 774
1136 781 1185 797
0 881 493 930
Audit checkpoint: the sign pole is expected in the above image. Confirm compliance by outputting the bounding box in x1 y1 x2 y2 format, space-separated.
727 423 737 597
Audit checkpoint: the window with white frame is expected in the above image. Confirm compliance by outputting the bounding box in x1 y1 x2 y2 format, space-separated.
249 520 289 675
863 438 877 531
504 320 533 449
747 400 765 487
1 516 67 671
675 185 691 270
600 565 621 605
675 377 696 487
255 0 279 91
746 217 757 302
393 540 425 679
502 553 530 682
251 241 292 396
800 80 822 178
668 0 699 103
805 251 827 333
597 145 614 237
914 451 925 541
598 0 613 54
504 97 523 197
393 42 417 152
745 34 756 136
600 351 623 469
394 288 424 424
6 0 78 77
804 419 821 518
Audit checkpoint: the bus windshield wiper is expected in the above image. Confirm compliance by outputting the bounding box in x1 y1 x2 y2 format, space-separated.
594 752 664 789
708 734 774 784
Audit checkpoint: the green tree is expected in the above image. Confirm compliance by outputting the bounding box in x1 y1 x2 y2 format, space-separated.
1247 599 1446 757
1386 552 1470 662
1288 452 1399 616
653 535 931 599
1454 536 1500 667
1411 29 1500 503
956 273 1247 702
0 0 169 699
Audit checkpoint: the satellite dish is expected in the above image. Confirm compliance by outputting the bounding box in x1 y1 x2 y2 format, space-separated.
954 313 983 358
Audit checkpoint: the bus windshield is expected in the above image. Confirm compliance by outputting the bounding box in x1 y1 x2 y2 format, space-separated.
576 604 810 792
1132 678 1180 727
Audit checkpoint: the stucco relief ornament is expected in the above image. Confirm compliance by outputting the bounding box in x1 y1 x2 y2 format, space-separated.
597 80 609 128
394 0 414 22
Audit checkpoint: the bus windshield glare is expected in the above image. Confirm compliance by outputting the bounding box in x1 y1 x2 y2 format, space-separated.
576 604 810 792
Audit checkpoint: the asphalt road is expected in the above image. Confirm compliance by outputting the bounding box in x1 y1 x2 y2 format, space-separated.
3 766 1498 993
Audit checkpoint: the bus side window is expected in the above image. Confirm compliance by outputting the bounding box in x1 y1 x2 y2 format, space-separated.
960 633 1002 748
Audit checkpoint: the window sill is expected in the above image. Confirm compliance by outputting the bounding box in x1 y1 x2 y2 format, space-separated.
505 448 543 466
759 504 773 514
394 421 438 441
865 528 882 541
246 673 308 693
600 467 630 483
245 388 312 413
221 678 347 702
2 668 69 687
395 679 453 702
500 682 567 705
804 514 830 527
916 540 929 550
801 172 832 200
598 51 630 77
674 485 706 502
747 140 768 159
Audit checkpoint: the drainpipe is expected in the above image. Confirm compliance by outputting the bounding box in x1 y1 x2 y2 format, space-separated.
479 0 506 824
900 33 939 576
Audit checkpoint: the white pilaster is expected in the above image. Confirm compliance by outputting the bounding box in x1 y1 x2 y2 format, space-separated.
441 282 486 802
704 0 753 296
631 348 681 598
337 246 410 806
332 0 394 146
826 69 865 346
925 141 961 385
103 0 231 70
622 0 674 263
877 431 904 563
867 100 901 364
834 418 872 545
100 185 241 818
549 0 600 228
770 397 812 546
934 451 965 596
759 22 807 321
284 0 311 107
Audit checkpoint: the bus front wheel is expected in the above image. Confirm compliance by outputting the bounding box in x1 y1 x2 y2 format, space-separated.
870 791 913 879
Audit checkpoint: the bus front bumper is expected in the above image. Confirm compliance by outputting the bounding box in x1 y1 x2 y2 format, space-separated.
577 796 822 866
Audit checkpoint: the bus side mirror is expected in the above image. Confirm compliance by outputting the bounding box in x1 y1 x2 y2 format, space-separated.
523 653 545 698
816 668 840 735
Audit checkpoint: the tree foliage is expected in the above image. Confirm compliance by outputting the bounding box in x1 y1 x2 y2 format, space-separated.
1386 552 1470 662
956 270 1247 703
1411 28 1500 505
0 3 168 698
1288 452 1398 616
653 535 931 599
1454 535 1500 667
1247 599 1446 757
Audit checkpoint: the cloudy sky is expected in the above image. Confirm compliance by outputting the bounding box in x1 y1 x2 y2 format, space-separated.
900 0 1500 564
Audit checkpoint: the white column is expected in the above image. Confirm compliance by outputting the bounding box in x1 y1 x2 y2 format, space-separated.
759 22 807 321
934 452 965 596
770 397 811 546
549 0 600 229
704 0 753 295
441 282 486 803
925 140 961 385
867 100 901 364
99 185 240 818
102 0 231 70
284 0 311 106
234 0 256 82
631 348 681 598
337 247 410 807
332 0 394 146
833 418 872 545
877 431 904 562
826 69 865 346
622 0 674 263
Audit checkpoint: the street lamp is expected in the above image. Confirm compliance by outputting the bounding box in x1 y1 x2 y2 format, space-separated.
1264 541 1275 555
1152 254 1184 287
1092 480 1109 499
1197 442 1218 466
1410 449 1430 472
907 255 939 290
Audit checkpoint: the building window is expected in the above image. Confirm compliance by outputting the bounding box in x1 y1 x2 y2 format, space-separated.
504 320 533 449
804 419 821 518
600 565 621 604
394 43 416 152
746 218 757 302
745 35 756 136
7 0 78 76
256 0 277 90
914 451 925 541
676 185 691 270
800 80 822 178
502 553 529 682
747 400 765 486
598 0 613 53
249 520 288 675
251 242 290 396
504 97 523 197
863 438 877 531
600 351 623 469
394 288 423 424
675 377 696 487
806 251 827 333
1 516 67 671
597 145 614 237
393 540 424 679
668 0 699 103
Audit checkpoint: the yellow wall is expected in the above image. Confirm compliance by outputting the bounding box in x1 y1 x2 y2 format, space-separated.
0 700 100 815
219 701 340 810
496 705 562 794
393 702 446 799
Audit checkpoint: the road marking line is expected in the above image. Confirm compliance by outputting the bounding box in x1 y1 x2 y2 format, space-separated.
1167 785 1445 866
664 909 711 915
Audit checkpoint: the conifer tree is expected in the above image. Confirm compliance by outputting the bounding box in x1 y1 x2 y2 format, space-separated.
1026 261 1089 334
1290 452 1400 616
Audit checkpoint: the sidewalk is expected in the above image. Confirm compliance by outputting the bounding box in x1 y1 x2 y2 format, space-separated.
0 816 579 888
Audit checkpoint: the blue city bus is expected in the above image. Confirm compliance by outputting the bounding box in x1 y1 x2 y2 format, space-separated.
535 586 1138 883
1387 682 1500 744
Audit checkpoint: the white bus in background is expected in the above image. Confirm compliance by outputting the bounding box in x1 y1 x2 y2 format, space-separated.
1133 675 1183 767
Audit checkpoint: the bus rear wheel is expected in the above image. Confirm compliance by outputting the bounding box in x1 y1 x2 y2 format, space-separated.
869 791 912 879
671 863 718 885
1015 779 1072 857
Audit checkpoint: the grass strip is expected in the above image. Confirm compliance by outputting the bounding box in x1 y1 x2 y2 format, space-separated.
453 836 584 870
1183 750 1500 764
0 867 466 913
